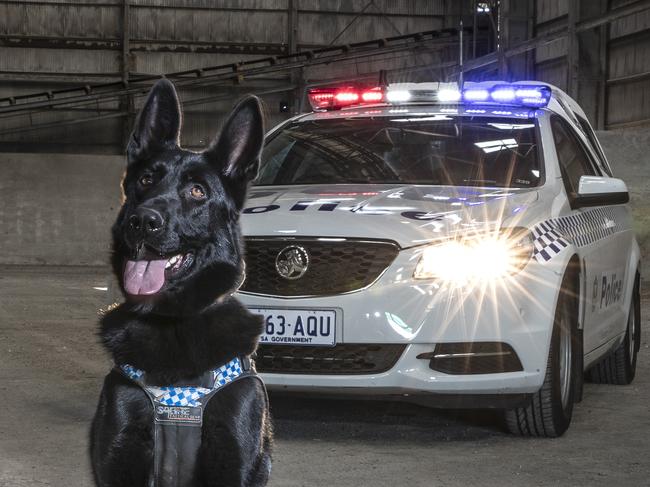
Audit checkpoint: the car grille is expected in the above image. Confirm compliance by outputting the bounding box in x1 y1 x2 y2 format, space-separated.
241 238 399 296
253 344 407 375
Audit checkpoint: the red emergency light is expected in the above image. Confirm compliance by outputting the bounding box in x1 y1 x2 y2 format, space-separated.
308 86 384 110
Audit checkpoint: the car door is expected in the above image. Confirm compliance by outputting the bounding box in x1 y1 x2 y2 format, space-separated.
550 115 632 354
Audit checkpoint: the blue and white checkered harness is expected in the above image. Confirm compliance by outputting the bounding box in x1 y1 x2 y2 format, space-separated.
120 357 244 408
117 356 265 486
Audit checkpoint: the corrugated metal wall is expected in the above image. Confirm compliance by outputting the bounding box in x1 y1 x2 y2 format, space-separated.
535 0 568 89
0 0 453 153
607 0 650 127
533 0 650 128
1 0 649 153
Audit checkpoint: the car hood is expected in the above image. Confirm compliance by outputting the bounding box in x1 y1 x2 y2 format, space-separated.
241 184 540 248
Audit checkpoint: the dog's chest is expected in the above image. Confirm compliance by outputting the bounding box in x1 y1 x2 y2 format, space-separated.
118 357 255 486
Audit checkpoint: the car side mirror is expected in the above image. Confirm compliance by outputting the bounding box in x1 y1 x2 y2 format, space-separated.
573 175 629 208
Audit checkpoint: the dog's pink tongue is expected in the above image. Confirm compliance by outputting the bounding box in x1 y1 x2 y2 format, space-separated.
124 259 167 295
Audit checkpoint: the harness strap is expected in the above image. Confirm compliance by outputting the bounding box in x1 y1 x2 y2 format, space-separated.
116 356 263 487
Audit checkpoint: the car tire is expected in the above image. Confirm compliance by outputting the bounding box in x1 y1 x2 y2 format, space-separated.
504 274 580 437
586 273 640 385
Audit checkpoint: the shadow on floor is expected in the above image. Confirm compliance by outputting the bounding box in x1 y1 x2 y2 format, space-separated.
269 393 507 443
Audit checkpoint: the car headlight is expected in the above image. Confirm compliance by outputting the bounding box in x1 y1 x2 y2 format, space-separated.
413 228 533 282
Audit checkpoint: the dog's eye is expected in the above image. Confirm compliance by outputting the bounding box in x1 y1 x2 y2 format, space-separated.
139 174 154 187
190 185 206 200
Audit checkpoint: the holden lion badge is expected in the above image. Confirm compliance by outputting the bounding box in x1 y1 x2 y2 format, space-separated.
275 246 310 280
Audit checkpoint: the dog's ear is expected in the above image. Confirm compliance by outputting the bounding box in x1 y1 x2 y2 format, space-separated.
127 79 182 164
206 96 265 194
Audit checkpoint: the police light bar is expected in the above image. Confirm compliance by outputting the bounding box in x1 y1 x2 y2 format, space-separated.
386 82 552 108
308 86 384 110
307 82 552 111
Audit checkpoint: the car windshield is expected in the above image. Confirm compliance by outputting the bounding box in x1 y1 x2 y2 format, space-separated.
255 115 541 188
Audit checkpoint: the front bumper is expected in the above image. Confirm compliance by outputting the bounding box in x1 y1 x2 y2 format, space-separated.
237 245 566 398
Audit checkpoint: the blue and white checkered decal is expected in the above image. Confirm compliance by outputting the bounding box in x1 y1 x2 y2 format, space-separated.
532 207 621 263
532 221 569 262
552 208 619 247
120 357 244 407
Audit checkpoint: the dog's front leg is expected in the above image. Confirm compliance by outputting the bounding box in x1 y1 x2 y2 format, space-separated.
197 380 270 487
90 371 154 487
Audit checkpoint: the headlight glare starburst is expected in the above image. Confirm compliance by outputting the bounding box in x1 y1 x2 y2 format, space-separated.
413 228 533 283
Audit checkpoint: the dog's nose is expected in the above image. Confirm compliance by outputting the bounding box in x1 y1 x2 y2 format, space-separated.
128 208 164 235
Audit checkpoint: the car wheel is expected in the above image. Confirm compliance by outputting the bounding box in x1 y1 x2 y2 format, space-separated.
504 275 580 437
586 273 640 385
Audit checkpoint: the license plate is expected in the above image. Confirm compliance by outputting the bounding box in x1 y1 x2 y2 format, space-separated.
249 308 336 347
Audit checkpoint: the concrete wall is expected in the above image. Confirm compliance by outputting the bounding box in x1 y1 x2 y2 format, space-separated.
0 153 123 266
1 129 649 266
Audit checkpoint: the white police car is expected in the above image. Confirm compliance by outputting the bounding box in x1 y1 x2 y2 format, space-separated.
236 81 641 437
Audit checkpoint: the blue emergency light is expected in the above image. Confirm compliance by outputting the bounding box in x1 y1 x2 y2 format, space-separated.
386 83 552 108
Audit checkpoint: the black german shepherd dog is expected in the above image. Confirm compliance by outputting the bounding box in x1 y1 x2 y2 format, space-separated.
90 79 272 486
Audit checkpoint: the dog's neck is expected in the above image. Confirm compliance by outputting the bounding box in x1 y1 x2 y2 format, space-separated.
100 297 263 384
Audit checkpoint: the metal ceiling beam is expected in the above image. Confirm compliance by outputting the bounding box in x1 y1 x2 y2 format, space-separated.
0 0 446 18
0 71 290 84
0 85 296 137
4 34 462 55
576 0 650 32
607 70 650 86
0 28 464 114
0 79 296 122
0 72 122 83
0 35 298 55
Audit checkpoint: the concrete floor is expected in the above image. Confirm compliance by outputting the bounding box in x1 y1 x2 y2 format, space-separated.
1 266 648 487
